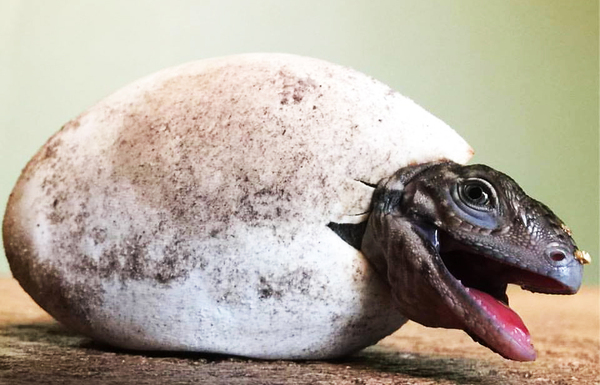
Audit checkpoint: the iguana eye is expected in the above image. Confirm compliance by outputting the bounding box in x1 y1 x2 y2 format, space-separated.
458 179 494 210
465 184 488 204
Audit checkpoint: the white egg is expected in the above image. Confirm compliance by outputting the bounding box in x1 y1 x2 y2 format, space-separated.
3 53 473 359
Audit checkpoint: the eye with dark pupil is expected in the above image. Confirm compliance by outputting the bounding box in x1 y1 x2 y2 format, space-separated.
466 185 483 200
464 184 488 205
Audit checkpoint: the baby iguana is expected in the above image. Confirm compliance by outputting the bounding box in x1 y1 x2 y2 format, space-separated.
5 55 588 362
333 160 588 361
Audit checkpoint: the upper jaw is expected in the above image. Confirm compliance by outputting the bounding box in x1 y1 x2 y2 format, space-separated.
438 229 583 295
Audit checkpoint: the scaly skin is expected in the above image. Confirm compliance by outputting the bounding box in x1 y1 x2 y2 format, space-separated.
361 161 585 361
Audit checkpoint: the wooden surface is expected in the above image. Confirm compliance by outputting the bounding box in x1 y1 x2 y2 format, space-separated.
0 277 598 384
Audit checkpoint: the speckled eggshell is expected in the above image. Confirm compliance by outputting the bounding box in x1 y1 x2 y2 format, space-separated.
3 53 473 359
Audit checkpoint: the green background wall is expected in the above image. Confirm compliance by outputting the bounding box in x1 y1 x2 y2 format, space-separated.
1 1 598 285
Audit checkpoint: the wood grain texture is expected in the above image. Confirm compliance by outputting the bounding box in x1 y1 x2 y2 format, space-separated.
0 277 598 384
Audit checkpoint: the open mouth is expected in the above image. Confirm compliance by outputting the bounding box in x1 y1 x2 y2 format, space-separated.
429 228 578 361
328 209 581 362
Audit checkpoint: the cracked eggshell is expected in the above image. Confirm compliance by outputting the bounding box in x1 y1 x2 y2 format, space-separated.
3 53 473 359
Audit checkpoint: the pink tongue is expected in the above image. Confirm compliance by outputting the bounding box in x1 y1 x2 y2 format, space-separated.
466 287 534 360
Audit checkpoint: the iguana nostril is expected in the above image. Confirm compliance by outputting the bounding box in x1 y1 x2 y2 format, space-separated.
550 251 566 262
544 243 572 265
